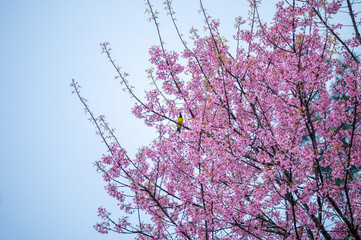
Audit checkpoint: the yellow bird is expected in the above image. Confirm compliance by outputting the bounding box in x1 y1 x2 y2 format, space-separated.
176 113 183 133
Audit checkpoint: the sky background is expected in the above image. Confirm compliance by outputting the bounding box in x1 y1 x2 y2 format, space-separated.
0 1 260 239
0 0 354 239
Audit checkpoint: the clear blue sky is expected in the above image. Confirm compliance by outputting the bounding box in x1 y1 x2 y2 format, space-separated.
0 0 282 239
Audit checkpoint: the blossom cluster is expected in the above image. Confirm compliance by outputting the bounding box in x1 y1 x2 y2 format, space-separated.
91 0 361 239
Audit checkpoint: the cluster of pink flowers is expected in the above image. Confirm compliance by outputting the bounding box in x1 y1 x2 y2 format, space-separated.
90 0 361 239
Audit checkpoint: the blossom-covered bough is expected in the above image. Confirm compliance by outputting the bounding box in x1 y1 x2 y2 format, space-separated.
72 0 361 239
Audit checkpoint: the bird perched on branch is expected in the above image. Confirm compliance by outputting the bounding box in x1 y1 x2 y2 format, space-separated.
176 113 183 133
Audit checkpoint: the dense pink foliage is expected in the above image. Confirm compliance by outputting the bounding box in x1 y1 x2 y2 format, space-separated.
76 0 361 239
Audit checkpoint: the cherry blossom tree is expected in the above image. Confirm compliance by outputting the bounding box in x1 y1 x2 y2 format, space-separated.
72 0 361 239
